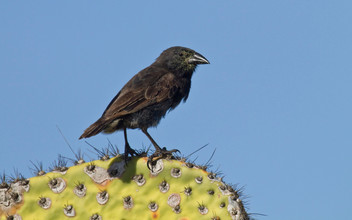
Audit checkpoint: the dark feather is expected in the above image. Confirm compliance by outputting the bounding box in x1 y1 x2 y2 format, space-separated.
79 46 209 144
79 118 107 139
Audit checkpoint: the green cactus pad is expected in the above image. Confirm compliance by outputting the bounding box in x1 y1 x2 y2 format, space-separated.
0 156 249 220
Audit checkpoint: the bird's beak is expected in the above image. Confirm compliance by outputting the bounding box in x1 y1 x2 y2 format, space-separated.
188 52 210 65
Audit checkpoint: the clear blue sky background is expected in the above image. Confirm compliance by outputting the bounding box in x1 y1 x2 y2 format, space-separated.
1 1 351 219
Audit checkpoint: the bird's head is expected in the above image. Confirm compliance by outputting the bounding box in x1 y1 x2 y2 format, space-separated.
155 46 210 76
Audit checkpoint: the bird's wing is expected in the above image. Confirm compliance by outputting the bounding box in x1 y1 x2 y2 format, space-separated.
102 67 178 121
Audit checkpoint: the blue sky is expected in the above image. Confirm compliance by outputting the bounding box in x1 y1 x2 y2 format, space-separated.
1 1 351 219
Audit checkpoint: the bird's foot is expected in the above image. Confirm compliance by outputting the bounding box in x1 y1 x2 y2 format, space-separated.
124 145 138 164
147 147 180 170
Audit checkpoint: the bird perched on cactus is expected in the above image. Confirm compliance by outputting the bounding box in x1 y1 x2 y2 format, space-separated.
79 46 210 163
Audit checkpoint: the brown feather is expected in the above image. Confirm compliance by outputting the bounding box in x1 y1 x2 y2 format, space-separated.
102 71 177 121
80 70 179 138
79 118 107 139
79 46 209 141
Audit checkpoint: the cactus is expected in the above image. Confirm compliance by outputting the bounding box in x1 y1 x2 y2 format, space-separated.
0 154 249 220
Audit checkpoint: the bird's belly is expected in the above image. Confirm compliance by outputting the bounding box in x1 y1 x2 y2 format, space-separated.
124 100 175 130
102 106 168 133
103 119 122 133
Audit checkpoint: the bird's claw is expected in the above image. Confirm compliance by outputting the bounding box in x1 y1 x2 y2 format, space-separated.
147 147 180 170
124 146 138 164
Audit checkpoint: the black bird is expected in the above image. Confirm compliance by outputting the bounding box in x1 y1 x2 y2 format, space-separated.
79 46 209 162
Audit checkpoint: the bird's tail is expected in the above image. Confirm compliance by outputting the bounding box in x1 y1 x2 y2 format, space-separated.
79 118 106 139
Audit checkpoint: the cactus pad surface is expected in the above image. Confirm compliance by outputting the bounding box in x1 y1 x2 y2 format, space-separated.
0 156 249 220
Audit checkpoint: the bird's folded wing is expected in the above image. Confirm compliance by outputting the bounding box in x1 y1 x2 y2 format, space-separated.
102 72 178 121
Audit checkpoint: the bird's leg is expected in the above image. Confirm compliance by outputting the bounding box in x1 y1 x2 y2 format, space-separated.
141 128 162 152
142 128 179 170
123 127 137 162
